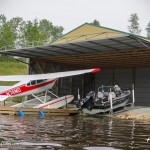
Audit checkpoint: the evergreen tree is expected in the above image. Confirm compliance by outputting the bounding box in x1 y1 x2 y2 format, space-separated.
128 13 141 35
146 22 150 38
91 19 100 26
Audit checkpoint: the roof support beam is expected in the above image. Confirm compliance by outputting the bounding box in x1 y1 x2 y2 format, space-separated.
1 51 35 58
88 41 120 51
109 38 139 49
21 49 49 57
50 44 84 53
36 47 65 55
69 43 100 52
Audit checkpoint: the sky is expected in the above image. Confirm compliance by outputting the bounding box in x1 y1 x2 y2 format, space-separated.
0 0 150 36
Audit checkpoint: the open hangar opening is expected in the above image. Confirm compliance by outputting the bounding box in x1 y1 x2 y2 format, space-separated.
1 23 150 106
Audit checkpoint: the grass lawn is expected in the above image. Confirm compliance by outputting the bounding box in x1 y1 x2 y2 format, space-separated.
0 61 27 75
0 61 27 85
0 61 27 103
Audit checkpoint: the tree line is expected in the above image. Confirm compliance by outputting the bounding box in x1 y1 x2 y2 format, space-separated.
128 13 150 37
0 13 150 50
91 14 150 38
0 14 64 49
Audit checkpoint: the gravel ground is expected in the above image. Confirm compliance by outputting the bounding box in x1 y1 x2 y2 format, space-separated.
114 106 150 121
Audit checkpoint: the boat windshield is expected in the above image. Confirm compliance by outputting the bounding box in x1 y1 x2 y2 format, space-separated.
98 86 119 93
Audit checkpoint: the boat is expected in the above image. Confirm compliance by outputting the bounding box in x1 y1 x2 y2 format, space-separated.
77 85 131 115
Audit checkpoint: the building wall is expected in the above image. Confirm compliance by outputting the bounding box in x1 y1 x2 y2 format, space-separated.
30 60 150 106
135 68 150 106
95 68 150 106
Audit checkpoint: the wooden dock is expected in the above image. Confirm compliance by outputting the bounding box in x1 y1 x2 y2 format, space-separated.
0 106 80 116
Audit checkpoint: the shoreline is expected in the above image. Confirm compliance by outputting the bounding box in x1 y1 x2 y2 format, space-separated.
113 107 150 121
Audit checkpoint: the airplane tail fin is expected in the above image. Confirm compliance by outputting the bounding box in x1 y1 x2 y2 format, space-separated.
0 95 9 101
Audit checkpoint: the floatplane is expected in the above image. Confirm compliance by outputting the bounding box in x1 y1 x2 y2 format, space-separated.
0 68 100 109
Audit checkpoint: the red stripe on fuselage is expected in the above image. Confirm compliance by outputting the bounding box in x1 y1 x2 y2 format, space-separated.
0 79 56 96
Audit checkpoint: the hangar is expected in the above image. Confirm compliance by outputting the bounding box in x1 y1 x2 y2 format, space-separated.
0 23 150 106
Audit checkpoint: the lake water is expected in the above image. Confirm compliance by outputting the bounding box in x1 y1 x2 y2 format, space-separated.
0 115 149 150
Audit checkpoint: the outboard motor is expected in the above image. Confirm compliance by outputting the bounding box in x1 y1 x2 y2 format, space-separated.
80 91 95 109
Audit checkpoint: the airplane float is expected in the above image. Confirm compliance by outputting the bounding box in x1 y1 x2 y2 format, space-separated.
0 68 100 109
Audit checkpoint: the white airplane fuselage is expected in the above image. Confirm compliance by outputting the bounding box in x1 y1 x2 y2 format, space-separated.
0 78 57 98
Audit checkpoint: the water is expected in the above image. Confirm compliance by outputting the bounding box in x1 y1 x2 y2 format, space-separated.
0 115 149 150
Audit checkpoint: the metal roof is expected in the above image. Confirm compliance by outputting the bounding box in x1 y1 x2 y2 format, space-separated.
0 35 150 68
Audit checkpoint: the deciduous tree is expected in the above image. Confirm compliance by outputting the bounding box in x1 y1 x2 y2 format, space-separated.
0 14 64 49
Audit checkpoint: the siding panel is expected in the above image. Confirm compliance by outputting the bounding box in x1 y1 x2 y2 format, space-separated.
135 68 150 106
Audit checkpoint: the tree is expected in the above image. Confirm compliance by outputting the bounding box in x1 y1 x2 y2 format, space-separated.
10 17 25 48
39 19 53 40
146 22 150 38
0 15 24 49
91 19 100 26
24 19 41 44
0 20 16 49
24 19 64 45
128 13 141 35
51 25 64 39
0 14 6 26
0 14 64 49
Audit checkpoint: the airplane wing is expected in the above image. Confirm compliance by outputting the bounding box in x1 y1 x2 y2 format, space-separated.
0 68 100 82
0 86 12 101
0 95 9 101
0 86 12 92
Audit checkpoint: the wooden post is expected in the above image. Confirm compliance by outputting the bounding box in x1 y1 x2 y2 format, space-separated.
132 68 135 108
78 89 80 100
69 77 72 95
81 75 84 99
112 69 115 85
65 96 67 109
132 84 135 108
109 93 113 115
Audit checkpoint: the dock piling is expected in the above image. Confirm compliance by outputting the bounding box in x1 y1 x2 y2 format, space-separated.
109 93 113 115
132 84 135 108
39 109 45 117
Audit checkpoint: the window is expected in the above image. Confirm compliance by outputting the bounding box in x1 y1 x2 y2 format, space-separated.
37 79 44 84
30 80 37 85
27 82 31 86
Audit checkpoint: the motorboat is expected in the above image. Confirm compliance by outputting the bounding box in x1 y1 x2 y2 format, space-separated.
77 85 131 115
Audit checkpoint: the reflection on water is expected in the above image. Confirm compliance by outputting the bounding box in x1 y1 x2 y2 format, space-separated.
0 115 149 150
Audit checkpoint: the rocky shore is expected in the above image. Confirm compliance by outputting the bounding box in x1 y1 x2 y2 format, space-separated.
114 107 150 121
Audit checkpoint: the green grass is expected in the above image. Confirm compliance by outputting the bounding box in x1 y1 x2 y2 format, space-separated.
0 61 27 103
0 62 27 86
0 62 27 75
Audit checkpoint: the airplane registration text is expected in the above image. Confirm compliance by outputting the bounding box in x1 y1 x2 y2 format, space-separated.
6 88 21 96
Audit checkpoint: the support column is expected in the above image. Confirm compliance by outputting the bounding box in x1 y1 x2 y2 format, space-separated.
70 77 72 95
112 69 115 85
132 68 136 107
81 75 84 99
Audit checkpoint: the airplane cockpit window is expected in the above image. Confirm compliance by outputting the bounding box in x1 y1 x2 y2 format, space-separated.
27 82 31 86
37 79 46 84
26 79 47 86
31 80 37 85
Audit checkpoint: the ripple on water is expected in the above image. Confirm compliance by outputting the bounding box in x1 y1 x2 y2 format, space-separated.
0 115 149 149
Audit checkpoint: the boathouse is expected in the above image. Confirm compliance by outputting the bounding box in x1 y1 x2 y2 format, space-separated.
0 23 150 106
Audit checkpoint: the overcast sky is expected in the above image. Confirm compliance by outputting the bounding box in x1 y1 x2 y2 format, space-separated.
0 0 150 36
